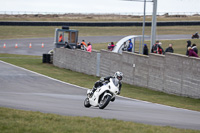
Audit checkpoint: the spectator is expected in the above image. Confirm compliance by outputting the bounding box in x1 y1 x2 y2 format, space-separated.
157 42 164 54
81 40 87 47
121 42 127 51
127 39 133 52
64 42 72 49
76 42 81 49
188 47 199 57
143 44 148 55
192 44 198 54
151 41 164 54
165 43 174 54
151 41 159 53
108 42 115 51
58 34 63 42
186 40 191 55
87 42 92 52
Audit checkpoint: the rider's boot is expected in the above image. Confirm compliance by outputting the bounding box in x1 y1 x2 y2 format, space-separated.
89 87 97 97
111 97 115 102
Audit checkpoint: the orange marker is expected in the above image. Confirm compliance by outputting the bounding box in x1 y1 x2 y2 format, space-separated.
29 43 32 48
3 43 6 48
41 43 44 48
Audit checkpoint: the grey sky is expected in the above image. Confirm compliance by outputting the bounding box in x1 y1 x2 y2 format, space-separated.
1 0 200 14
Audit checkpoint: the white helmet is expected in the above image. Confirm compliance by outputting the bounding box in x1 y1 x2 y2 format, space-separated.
114 71 123 81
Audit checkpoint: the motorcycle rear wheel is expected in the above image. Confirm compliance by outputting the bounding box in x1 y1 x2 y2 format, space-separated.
99 95 111 109
84 98 91 108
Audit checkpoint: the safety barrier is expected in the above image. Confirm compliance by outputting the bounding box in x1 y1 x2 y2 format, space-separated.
1 21 200 26
53 48 200 99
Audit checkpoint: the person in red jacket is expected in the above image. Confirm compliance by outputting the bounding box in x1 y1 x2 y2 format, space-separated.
151 41 164 54
58 34 63 42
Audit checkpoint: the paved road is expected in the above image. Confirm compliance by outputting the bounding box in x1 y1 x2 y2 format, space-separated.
0 34 192 56
0 60 200 130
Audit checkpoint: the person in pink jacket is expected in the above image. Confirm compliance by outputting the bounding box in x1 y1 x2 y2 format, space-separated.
87 42 92 52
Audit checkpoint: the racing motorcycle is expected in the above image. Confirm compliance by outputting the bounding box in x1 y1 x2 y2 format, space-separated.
84 78 119 109
191 32 199 39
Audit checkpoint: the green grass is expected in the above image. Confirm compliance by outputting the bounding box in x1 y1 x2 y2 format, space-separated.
0 26 200 39
1 107 199 133
0 53 200 112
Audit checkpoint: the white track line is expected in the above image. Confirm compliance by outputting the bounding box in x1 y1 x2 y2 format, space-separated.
0 60 150 103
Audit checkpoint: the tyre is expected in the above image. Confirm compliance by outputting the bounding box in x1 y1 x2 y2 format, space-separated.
99 95 111 109
84 98 91 108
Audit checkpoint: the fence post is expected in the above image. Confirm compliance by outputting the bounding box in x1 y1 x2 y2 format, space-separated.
96 53 101 77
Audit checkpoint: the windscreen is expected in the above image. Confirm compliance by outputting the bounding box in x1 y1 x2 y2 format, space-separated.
111 78 119 87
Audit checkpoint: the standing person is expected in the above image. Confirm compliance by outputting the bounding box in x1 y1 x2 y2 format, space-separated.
127 39 133 52
63 42 72 49
76 42 81 49
165 43 174 54
81 40 87 47
58 34 63 42
108 42 115 51
80 40 87 50
151 41 164 54
192 44 198 54
143 44 148 55
188 47 199 57
157 42 164 54
186 40 191 56
87 42 92 52
151 41 159 53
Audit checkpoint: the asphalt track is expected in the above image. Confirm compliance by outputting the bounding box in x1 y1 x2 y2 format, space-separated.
0 34 191 56
1 34 200 130
0 60 200 130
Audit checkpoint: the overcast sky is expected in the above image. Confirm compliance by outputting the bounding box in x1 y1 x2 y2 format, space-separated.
1 0 200 14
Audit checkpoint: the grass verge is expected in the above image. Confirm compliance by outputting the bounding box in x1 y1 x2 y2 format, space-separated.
1 107 199 133
1 14 200 22
0 26 200 39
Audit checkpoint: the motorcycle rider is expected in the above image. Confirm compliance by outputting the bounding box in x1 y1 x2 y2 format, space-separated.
192 32 199 39
194 32 198 36
90 71 123 97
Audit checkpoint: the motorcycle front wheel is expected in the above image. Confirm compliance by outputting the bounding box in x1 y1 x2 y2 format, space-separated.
99 95 111 109
84 98 91 108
